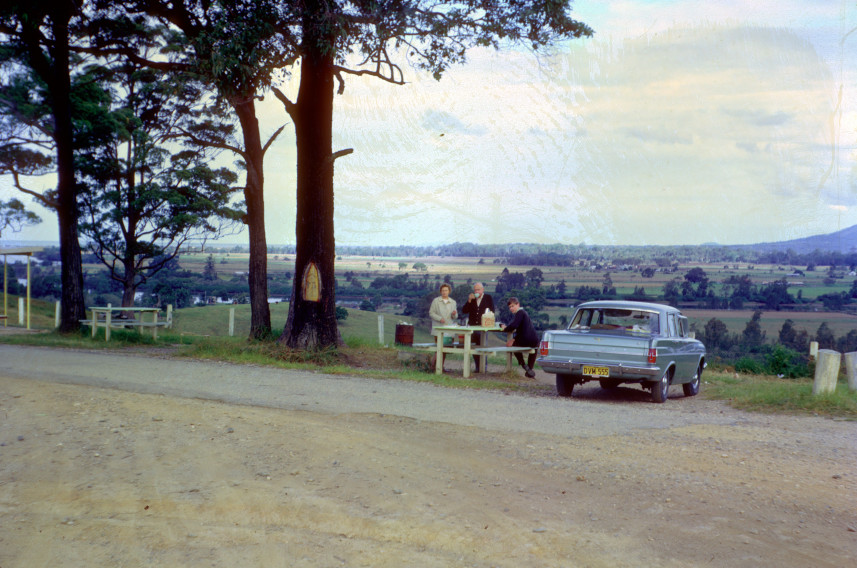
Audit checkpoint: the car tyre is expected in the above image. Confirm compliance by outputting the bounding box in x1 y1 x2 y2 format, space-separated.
651 368 671 403
556 374 575 397
683 362 702 397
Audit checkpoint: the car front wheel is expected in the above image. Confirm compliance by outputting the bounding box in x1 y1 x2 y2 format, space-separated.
683 363 702 397
650 368 671 403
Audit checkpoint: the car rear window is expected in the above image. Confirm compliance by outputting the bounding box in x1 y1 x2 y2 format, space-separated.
569 308 660 333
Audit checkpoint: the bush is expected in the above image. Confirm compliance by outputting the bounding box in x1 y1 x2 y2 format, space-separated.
734 356 765 375
765 344 810 378
335 306 349 321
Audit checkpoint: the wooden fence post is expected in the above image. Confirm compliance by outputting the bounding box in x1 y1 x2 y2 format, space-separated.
55 301 61 328
844 351 857 392
809 341 818 360
378 314 384 345
812 349 840 395
228 308 235 337
18 297 24 325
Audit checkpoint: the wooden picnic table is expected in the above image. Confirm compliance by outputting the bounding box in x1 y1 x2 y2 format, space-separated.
427 325 504 378
422 324 538 377
85 306 166 341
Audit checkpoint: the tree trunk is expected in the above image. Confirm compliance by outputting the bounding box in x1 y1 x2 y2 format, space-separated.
121 252 137 308
279 39 342 349
50 12 86 332
232 96 271 339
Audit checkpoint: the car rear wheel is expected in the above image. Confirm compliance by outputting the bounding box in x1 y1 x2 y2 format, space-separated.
650 368 671 403
683 363 702 397
556 374 575 397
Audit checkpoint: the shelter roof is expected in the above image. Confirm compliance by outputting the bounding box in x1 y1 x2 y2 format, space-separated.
0 246 44 255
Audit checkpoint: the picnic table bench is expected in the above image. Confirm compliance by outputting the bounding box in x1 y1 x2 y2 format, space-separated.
414 325 541 377
82 306 171 341
472 346 536 372
412 342 535 373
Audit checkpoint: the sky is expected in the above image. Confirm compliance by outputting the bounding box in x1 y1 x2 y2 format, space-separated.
3 0 857 248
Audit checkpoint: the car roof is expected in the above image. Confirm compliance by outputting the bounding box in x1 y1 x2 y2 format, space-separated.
574 300 680 314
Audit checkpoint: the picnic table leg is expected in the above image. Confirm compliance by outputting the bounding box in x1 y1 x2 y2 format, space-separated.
435 333 444 375
506 352 514 372
462 332 472 378
478 331 488 373
91 309 97 338
152 311 159 340
105 310 111 341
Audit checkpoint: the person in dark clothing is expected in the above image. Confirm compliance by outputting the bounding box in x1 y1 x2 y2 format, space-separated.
499 297 540 378
461 282 495 370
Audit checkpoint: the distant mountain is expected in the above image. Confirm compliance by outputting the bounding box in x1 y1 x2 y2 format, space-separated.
734 225 857 255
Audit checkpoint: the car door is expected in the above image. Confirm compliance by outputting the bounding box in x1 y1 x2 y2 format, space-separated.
672 315 698 380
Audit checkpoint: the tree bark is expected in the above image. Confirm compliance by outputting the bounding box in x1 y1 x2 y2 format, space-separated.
49 10 86 332
279 34 342 349
232 96 271 338
121 247 137 308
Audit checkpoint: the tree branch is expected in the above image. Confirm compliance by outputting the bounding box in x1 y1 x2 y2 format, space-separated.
10 171 57 209
262 125 286 156
271 87 297 120
327 148 354 168
74 45 190 73
165 128 246 159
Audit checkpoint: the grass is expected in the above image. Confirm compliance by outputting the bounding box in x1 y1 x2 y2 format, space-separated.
169 302 436 345
702 370 857 419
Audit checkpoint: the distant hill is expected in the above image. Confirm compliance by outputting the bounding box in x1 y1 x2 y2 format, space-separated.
7 226 857 256
734 224 857 255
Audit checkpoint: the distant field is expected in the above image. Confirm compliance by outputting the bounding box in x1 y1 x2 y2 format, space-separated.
122 252 854 300
62 251 857 344
682 309 857 338
543 306 857 337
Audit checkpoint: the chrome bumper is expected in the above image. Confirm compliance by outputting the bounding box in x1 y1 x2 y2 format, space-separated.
536 357 660 378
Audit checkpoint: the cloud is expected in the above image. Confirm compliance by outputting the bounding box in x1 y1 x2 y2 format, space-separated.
419 110 487 136
723 109 793 127
623 126 693 145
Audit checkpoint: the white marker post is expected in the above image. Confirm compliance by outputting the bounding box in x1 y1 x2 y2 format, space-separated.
812 349 840 395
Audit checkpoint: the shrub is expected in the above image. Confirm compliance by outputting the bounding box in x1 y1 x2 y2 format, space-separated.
765 344 810 378
734 356 765 375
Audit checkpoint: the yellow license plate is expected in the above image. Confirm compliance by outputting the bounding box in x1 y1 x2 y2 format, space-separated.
582 365 609 377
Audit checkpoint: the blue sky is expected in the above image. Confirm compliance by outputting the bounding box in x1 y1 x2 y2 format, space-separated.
3 0 856 248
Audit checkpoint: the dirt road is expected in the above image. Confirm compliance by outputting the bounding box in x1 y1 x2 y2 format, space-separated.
1 345 855 567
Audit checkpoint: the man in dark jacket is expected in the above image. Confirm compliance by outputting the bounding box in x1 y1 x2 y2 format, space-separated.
500 297 539 378
461 282 495 370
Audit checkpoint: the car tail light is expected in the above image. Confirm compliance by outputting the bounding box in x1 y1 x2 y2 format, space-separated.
539 340 549 356
648 348 657 364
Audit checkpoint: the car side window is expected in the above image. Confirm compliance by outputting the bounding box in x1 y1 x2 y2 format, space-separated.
678 317 688 338
667 314 677 337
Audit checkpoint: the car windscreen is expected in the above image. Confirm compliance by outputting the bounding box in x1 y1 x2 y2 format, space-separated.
569 308 660 333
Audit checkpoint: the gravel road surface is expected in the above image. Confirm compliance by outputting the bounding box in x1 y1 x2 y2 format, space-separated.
1 344 855 567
